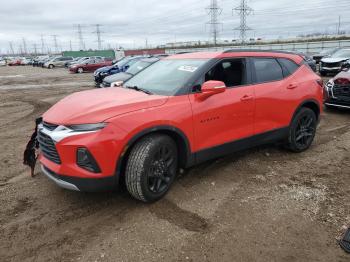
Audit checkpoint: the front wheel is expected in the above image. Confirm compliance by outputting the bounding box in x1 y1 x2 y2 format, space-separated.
77 67 84 73
125 134 178 202
285 108 317 152
48 64 54 69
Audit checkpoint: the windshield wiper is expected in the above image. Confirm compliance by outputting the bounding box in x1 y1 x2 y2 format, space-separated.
125 85 153 95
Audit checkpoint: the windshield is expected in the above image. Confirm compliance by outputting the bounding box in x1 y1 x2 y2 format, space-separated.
115 58 133 68
124 59 208 96
126 60 153 75
331 50 350 58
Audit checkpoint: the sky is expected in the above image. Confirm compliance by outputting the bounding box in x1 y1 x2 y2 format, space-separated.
0 0 349 54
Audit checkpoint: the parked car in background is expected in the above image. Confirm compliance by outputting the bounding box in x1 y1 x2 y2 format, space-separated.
299 53 317 72
320 49 350 76
38 50 323 202
324 68 350 109
100 57 161 88
69 58 113 73
94 56 144 86
32 56 49 67
21 57 33 65
313 48 340 64
44 56 74 69
0 59 6 66
8 58 22 66
64 57 82 68
39 57 53 67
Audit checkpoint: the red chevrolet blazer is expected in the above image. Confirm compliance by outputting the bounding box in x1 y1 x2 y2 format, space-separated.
38 50 323 202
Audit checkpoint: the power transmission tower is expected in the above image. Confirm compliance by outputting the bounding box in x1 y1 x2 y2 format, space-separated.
22 38 28 55
33 43 38 55
69 40 72 51
93 24 103 50
40 34 45 54
337 15 341 35
233 0 253 45
9 41 14 55
75 24 86 50
52 35 59 54
206 0 222 46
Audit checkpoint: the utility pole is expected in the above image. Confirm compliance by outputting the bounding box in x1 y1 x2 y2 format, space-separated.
33 43 38 55
22 38 28 55
93 24 103 50
233 0 253 45
75 24 85 50
206 0 222 46
52 35 59 54
337 15 341 35
40 34 45 54
9 41 14 55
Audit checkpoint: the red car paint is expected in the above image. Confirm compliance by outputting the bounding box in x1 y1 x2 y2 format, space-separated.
69 60 113 73
39 51 323 192
8 59 22 66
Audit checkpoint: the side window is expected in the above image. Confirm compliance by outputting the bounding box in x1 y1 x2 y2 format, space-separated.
278 58 300 77
252 58 283 83
204 59 246 88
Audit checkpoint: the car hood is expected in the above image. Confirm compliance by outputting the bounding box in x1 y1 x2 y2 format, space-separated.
321 57 349 63
43 88 168 125
96 65 115 73
333 70 350 80
104 72 132 83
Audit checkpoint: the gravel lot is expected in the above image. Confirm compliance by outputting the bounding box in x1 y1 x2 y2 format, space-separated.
0 66 349 262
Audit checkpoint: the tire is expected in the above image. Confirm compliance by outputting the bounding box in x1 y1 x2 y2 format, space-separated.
77 67 84 73
125 134 178 202
48 64 54 69
285 108 317 153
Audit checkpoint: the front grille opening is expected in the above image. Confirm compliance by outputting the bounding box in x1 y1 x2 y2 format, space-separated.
37 130 61 164
43 122 59 131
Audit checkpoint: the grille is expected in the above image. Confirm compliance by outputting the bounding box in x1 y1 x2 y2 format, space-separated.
43 122 58 131
333 84 350 102
322 62 342 68
37 130 61 164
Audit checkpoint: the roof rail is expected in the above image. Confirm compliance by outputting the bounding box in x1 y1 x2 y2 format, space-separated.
223 49 298 55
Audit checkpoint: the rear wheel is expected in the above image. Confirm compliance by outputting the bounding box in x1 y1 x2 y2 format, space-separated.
285 108 317 152
77 67 84 73
48 64 54 69
125 134 178 202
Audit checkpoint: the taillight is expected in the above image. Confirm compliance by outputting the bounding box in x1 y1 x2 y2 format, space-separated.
334 78 350 85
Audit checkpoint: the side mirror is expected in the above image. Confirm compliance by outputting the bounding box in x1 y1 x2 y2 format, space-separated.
197 81 226 100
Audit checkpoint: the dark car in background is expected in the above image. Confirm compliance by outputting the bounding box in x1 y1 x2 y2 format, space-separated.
100 57 161 88
93 56 144 86
313 48 340 64
320 49 350 76
300 53 317 72
324 68 350 109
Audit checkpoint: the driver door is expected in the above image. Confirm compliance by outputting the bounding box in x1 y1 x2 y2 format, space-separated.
189 58 255 156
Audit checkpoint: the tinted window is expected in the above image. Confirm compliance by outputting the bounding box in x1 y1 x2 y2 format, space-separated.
205 59 246 87
278 58 299 77
253 58 283 83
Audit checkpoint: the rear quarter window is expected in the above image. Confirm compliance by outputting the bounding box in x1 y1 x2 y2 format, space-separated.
278 58 300 77
252 58 284 83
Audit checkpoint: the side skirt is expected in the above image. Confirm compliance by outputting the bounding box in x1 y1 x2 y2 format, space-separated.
194 127 290 165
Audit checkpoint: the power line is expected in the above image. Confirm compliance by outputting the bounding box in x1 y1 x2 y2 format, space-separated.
40 34 45 54
93 24 103 50
233 0 253 45
75 24 85 50
52 35 59 54
206 0 222 45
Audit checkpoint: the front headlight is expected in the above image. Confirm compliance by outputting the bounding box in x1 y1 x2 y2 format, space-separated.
325 80 334 91
111 81 124 87
67 123 107 132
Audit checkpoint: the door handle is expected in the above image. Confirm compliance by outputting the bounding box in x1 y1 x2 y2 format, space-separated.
287 83 298 89
240 95 254 101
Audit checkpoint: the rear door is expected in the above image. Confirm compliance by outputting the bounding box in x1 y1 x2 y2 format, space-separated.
250 57 300 134
189 58 255 154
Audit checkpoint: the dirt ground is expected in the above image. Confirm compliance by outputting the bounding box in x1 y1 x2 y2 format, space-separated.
0 66 349 262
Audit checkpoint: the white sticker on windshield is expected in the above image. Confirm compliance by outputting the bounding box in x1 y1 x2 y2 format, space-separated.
178 65 198 73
